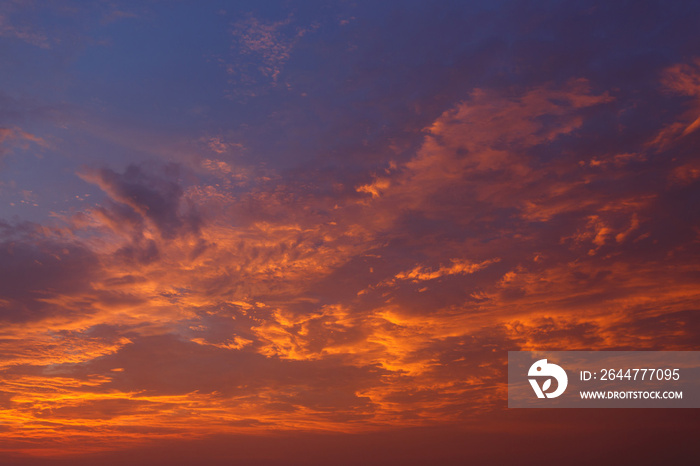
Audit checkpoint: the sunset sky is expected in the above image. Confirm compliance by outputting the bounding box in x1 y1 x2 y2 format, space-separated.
1 1 699 464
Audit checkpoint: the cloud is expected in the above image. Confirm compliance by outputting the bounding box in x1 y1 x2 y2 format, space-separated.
2 55 700 458
0 13 50 48
393 258 500 283
0 233 100 323
232 16 295 82
649 59 700 148
224 14 317 97
79 164 202 240
0 127 48 158
0 1 697 461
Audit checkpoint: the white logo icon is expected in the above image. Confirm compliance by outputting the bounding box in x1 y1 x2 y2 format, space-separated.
528 359 568 398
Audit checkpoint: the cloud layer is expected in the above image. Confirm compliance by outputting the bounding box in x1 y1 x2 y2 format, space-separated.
0 1 699 462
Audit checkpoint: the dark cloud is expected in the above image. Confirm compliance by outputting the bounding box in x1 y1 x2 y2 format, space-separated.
32 398 174 421
80 163 202 240
0 236 99 322
83 334 388 402
605 309 700 350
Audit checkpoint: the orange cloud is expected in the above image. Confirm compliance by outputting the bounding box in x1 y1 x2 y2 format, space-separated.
2 66 700 458
648 59 700 148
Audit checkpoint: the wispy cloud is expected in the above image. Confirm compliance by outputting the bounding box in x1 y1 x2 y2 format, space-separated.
0 13 50 48
223 14 316 97
0 126 48 157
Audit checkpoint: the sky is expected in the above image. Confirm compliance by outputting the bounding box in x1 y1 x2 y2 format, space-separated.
1 0 699 464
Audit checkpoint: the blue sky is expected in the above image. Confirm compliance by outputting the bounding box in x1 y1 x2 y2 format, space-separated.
3 1 694 222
